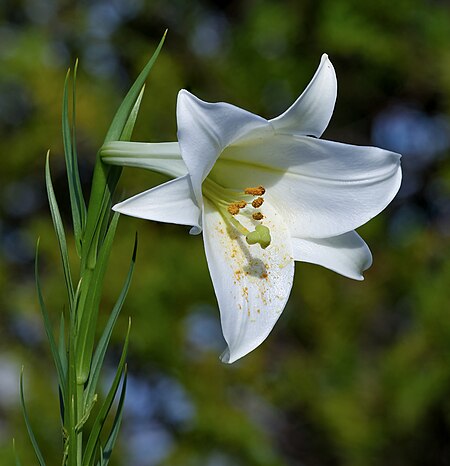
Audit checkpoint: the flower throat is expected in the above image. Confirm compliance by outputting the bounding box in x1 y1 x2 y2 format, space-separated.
202 179 272 249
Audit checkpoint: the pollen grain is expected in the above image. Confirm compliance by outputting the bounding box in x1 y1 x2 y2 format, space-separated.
252 212 264 220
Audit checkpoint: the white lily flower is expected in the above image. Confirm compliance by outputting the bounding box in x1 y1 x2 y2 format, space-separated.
102 54 402 363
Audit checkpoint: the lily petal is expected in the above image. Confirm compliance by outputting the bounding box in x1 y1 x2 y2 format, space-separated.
202 199 294 363
176 89 268 205
210 134 401 238
270 54 337 138
113 174 200 229
101 141 187 178
292 231 372 280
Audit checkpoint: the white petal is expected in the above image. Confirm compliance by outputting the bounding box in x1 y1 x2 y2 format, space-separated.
101 141 187 178
292 231 372 280
176 89 268 205
270 54 337 138
113 174 201 229
211 134 402 238
202 199 294 364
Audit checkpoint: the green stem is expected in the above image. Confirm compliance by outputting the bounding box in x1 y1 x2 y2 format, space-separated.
76 384 84 466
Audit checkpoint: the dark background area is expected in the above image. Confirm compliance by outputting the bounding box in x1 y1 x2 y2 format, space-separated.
0 0 449 465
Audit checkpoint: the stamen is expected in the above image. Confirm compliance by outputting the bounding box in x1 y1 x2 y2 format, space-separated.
202 178 271 248
244 186 266 196
227 200 247 215
251 197 264 208
227 204 240 215
228 215 250 236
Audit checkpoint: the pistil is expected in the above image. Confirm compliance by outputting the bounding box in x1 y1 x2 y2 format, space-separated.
203 178 271 249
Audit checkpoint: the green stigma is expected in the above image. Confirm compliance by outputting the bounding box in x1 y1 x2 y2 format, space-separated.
246 225 271 249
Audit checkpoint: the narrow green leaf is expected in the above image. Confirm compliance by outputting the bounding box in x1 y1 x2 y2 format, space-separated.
12 438 23 466
68 395 77 466
82 30 167 271
20 369 47 466
85 235 137 406
98 369 127 466
58 313 68 384
35 240 67 403
62 70 72 169
82 321 131 466
45 151 74 305
76 213 120 384
104 30 166 144
99 445 106 466
120 84 145 142
58 312 68 424
67 319 78 466
63 64 86 258
72 60 87 231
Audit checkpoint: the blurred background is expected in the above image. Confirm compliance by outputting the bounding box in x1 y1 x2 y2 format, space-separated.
1 0 450 465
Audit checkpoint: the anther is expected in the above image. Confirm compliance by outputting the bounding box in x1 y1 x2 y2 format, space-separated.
251 197 264 208
252 212 264 220
244 186 266 196
227 204 240 215
227 200 247 215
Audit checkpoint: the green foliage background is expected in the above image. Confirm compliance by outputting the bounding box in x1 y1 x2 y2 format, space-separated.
1 0 449 465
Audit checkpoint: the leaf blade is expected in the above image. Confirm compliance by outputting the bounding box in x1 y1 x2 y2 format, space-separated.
82 321 131 466
85 235 137 406
45 151 74 305
20 369 47 466
104 31 167 144
62 67 85 258
76 213 120 384
81 31 167 270
35 240 67 403
98 369 127 466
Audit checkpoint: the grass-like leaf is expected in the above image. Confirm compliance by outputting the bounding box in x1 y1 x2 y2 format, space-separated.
82 31 166 270
20 369 47 466
76 213 120 384
45 151 74 306
35 240 67 404
68 395 77 466
12 439 23 466
97 368 128 466
58 313 68 388
116 84 145 143
82 320 131 466
67 312 79 466
63 63 86 258
85 234 137 407
58 312 68 424
104 30 166 144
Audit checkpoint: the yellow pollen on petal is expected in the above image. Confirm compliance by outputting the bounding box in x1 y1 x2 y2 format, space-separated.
244 185 266 196
252 212 264 220
252 197 264 208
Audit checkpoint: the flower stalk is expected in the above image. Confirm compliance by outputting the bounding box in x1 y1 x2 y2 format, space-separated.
16 32 167 466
